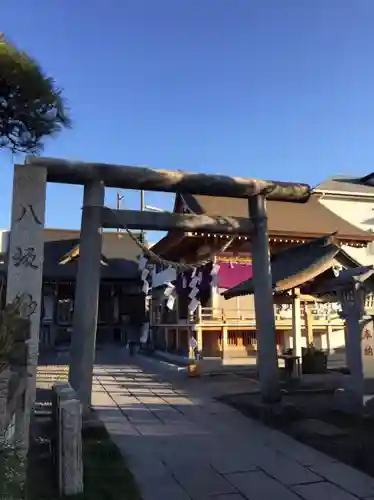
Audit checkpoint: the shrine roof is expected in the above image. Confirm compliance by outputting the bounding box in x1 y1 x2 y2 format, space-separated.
181 193 373 243
316 174 374 196
43 229 141 280
222 234 347 299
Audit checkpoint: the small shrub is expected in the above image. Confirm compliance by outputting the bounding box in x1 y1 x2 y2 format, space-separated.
0 441 25 500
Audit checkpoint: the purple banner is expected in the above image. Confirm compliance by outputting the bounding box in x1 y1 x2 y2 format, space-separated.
217 261 253 289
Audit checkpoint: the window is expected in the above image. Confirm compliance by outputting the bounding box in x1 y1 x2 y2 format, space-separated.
368 241 374 256
366 229 374 255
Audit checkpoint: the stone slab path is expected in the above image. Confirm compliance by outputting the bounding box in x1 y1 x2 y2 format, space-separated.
89 349 374 500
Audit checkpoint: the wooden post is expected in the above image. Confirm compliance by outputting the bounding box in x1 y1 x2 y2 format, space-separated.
222 325 228 360
175 328 179 352
304 303 314 346
248 195 280 402
196 303 202 324
211 257 219 311
196 327 203 352
188 328 194 359
283 331 291 350
292 288 302 377
326 323 332 354
164 327 169 351
176 295 180 323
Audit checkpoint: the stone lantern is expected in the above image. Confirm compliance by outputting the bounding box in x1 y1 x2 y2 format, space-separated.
317 266 374 414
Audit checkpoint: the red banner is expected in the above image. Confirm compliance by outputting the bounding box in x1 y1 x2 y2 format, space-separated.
217 261 253 289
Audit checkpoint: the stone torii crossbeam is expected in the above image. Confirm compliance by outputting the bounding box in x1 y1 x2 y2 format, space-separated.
5 156 311 445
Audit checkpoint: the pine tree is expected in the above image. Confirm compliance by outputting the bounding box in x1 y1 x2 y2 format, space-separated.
0 35 71 153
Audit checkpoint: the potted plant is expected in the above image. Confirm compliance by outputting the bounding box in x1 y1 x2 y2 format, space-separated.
302 344 328 374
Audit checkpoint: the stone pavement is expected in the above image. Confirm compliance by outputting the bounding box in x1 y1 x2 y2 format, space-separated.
90 350 374 500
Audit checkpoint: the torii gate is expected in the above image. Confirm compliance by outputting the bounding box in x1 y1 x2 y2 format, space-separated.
5 156 311 436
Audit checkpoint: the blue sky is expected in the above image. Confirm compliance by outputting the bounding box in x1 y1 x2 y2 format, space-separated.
2 1 374 239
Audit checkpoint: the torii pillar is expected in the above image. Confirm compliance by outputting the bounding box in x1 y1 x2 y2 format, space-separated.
69 180 104 411
249 195 281 402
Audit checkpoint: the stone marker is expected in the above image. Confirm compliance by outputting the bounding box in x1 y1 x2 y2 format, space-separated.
52 383 83 496
59 398 83 496
339 301 374 413
6 165 47 450
317 267 374 413
361 319 374 379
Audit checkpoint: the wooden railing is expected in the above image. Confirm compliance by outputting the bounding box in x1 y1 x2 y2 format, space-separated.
198 307 343 326
151 305 345 328
200 308 255 322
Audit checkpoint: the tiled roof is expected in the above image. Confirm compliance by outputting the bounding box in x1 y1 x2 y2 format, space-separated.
0 229 141 280
181 193 373 243
316 175 374 195
222 234 347 299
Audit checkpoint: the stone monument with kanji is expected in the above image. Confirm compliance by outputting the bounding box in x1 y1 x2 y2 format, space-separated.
318 266 374 413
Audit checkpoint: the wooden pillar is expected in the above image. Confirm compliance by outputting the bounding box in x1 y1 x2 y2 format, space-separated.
292 288 302 376
175 328 180 352
5 165 47 450
304 303 314 346
210 256 219 314
283 331 291 350
188 328 194 359
69 180 104 411
248 195 280 402
326 323 332 354
164 327 168 351
196 326 203 352
176 295 180 322
221 325 228 359
189 324 202 356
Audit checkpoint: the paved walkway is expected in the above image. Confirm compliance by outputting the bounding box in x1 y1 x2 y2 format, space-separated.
90 350 374 500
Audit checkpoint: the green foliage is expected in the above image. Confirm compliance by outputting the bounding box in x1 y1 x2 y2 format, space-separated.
27 420 141 500
0 36 71 153
0 442 25 500
0 295 30 373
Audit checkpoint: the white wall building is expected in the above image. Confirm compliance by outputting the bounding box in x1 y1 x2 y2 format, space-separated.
314 174 374 355
315 174 374 266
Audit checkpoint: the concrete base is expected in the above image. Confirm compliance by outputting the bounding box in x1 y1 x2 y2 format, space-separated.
153 351 258 375
154 350 190 366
